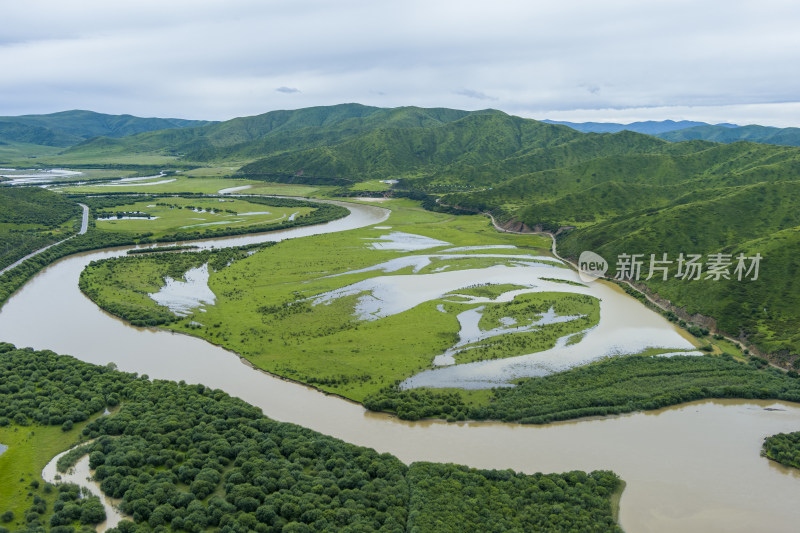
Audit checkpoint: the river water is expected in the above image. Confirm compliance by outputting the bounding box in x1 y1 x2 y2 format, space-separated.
41 443 123 532
1 200 799 532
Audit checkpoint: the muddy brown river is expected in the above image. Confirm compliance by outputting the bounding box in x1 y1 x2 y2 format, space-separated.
1 200 799 532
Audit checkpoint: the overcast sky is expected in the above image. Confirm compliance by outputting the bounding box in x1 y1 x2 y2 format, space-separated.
2 0 800 126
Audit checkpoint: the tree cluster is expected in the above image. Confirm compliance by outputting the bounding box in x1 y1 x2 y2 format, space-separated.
762 431 800 469
366 355 800 423
0 344 625 532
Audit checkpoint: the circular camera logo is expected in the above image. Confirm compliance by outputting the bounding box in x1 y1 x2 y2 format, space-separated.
578 251 608 282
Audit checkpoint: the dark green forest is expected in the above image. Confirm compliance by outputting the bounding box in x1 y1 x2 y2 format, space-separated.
365 355 800 423
0 188 82 272
0 344 622 532
406 463 621 533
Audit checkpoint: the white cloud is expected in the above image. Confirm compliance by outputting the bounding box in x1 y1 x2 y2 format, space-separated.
0 0 799 126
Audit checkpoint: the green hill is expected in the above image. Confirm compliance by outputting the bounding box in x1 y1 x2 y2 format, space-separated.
0 110 212 148
0 121 81 147
66 104 477 162
237 112 582 182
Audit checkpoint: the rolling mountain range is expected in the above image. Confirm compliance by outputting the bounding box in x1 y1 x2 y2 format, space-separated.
0 110 213 147
4 103 800 362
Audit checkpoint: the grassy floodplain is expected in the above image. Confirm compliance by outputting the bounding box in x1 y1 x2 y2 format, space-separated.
76 191 800 425
94 197 313 240
62 174 330 197
81 198 583 401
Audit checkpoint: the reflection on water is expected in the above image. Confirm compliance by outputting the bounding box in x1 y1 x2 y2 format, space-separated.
364 231 451 251
1 200 799 532
430 305 583 367
148 263 216 316
0 443 7 456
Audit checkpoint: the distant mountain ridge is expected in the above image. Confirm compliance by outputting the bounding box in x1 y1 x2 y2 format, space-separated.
541 119 738 135
0 110 214 147
658 124 800 146
544 118 800 147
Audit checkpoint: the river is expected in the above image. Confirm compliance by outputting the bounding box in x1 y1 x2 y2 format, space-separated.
1 200 799 532
41 442 122 532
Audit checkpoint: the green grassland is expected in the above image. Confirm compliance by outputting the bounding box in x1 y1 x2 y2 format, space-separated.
0 141 62 166
0 424 87 529
79 200 566 400
349 179 394 192
445 283 529 299
94 197 313 239
54 193 800 426
61 175 326 196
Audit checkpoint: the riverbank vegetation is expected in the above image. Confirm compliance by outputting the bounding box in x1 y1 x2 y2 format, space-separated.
0 343 624 532
762 431 800 469
406 463 621 532
0 187 82 272
364 354 800 422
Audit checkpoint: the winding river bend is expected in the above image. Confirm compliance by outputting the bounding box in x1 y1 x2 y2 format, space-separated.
1 200 800 532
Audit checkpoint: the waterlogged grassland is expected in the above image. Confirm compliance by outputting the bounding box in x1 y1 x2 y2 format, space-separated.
449 293 599 365
446 284 529 299
94 197 313 239
80 247 261 327
64 175 327 196
81 200 565 400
